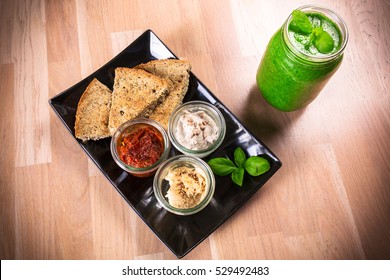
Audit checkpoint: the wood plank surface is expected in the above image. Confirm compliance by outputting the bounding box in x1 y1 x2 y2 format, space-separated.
0 0 389 260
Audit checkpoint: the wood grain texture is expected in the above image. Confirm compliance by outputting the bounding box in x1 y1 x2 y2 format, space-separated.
0 0 389 260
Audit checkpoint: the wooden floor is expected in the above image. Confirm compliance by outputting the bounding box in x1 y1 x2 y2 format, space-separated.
0 0 389 260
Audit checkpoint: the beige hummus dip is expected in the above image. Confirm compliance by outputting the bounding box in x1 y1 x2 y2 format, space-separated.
164 165 207 209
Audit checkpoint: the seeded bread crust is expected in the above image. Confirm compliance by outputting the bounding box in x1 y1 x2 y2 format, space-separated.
135 59 191 129
74 78 112 141
108 67 171 134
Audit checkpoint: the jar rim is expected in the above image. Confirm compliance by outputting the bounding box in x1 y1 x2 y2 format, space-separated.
283 5 349 63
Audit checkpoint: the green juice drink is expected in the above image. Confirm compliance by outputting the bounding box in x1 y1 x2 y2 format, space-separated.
256 6 348 111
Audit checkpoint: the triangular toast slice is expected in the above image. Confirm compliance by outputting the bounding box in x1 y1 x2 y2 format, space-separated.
74 78 112 141
108 67 170 134
135 59 191 129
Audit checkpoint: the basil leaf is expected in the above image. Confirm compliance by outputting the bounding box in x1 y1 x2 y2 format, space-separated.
234 147 247 167
291 10 313 35
313 28 334 54
208 157 237 176
231 167 245 187
244 156 270 176
289 20 302 34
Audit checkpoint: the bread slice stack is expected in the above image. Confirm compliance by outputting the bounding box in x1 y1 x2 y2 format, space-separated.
74 59 191 141
136 59 191 129
108 67 171 134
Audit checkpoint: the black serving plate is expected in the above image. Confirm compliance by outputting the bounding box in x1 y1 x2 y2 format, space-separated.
49 30 282 258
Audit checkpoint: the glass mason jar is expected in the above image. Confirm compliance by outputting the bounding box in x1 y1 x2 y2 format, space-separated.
256 5 348 111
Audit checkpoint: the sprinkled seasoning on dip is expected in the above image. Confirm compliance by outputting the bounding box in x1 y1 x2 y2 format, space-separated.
175 109 219 150
164 165 207 209
118 124 164 168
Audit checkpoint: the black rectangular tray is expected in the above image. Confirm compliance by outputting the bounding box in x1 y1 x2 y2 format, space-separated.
49 30 282 258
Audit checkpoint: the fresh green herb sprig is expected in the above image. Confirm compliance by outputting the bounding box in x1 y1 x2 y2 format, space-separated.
290 10 334 54
207 147 270 187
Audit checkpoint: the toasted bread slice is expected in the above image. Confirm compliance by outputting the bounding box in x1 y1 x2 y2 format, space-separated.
108 67 171 134
74 78 112 141
135 59 191 129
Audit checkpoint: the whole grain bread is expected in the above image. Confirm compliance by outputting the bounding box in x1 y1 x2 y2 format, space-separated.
108 67 171 134
135 59 191 129
74 78 112 141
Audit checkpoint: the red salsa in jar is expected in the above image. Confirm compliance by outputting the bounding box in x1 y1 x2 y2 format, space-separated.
118 124 164 168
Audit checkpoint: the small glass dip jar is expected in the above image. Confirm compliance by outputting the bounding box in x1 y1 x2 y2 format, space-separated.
153 155 215 215
168 101 226 158
110 118 171 177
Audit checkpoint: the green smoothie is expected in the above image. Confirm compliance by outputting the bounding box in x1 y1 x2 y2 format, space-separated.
256 6 348 111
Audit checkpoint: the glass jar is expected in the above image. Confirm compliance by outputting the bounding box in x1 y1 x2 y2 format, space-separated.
256 5 348 111
110 118 171 177
168 101 226 158
153 155 215 215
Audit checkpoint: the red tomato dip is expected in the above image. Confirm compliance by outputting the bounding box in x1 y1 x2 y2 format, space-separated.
118 124 164 168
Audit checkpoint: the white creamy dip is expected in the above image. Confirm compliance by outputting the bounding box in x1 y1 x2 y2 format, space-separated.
164 165 207 209
175 109 219 150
